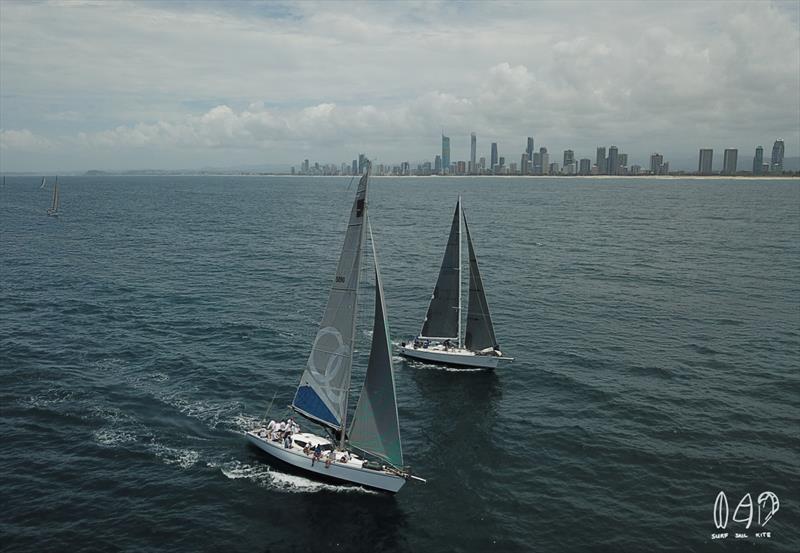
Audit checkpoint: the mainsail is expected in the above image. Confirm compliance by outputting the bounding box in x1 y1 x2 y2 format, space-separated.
349 219 403 468
292 168 369 430
464 216 498 351
420 199 461 340
49 178 59 213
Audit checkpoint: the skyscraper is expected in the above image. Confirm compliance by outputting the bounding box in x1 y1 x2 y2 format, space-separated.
722 149 738 175
526 137 534 174
607 146 619 176
596 147 606 174
520 153 528 175
563 149 575 168
532 152 541 175
698 149 713 175
579 158 591 175
540 147 549 175
771 139 784 173
358 153 367 174
351 159 357 175
753 146 764 175
470 132 477 174
441 134 451 174
491 142 498 171
650 153 664 175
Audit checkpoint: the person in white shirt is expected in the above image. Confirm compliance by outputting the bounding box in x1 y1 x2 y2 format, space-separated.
266 420 276 439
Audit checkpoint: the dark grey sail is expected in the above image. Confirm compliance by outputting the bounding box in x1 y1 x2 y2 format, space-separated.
348 219 403 468
464 217 498 351
420 200 461 340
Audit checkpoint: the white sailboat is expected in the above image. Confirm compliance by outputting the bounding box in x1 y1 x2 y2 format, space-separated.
246 164 424 493
40 176 47 189
46 177 60 217
398 197 513 370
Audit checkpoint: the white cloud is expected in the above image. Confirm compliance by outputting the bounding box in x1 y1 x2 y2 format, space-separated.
0 0 798 171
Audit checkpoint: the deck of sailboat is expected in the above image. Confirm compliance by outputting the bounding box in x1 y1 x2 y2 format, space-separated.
245 429 406 492
397 342 513 369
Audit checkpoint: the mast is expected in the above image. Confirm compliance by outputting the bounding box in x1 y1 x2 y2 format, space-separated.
339 162 369 450
457 196 462 348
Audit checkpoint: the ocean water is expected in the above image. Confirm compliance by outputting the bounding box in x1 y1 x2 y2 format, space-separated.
1 175 798 552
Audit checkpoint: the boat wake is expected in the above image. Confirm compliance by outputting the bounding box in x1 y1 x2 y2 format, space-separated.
215 460 378 495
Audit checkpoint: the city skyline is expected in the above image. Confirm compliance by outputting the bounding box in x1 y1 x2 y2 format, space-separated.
1 1 799 172
291 135 792 177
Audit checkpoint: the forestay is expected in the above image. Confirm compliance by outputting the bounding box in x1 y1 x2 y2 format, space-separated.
464 217 498 351
420 200 461 340
348 220 403 468
292 168 369 430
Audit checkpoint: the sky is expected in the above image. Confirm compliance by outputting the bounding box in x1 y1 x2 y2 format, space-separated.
1 0 799 172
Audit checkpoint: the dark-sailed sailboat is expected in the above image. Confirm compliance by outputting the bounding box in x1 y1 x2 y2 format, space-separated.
398 197 513 369
246 164 424 493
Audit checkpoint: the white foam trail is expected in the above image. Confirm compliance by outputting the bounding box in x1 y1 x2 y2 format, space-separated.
216 460 377 494
93 427 137 446
150 443 201 469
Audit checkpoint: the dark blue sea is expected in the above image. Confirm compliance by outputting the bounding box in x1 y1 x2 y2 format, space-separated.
1 175 798 552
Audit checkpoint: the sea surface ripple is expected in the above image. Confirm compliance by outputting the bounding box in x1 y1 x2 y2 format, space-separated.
1 176 798 552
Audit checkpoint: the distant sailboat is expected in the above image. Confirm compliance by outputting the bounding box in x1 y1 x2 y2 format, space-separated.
398 197 513 369
246 163 424 493
46 177 60 217
40 177 47 189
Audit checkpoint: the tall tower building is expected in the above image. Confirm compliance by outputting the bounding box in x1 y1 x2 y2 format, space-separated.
441 134 451 174
526 137 535 174
596 147 607 174
753 146 764 175
650 153 664 175
470 132 477 174
771 139 784 173
607 146 619 176
539 147 549 175
520 153 529 175
722 149 738 175
579 158 591 175
491 142 498 171
698 149 713 175
434 155 442 174
358 153 367 174
563 149 575 168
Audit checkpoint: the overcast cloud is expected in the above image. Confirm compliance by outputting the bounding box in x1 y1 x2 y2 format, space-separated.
1 0 798 172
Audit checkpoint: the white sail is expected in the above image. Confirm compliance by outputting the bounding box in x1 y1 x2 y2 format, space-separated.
349 218 403 468
291 167 369 430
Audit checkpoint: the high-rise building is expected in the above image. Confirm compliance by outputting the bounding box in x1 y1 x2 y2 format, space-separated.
596 147 606 174
441 134 451 174
526 137 535 174
618 153 627 169
549 162 559 175
698 149 713 175
520 153 529 175
563 149 575 168
607 146 619 176
479 157 486 172
434 155 442 174
650 153 664 175
470 133 477 174
722 149 738 175
540 147 549 175
491 142 498 171
753 146 764 175
579 158 591 175
358 154 368 174
532 152 542 175
351 160 357 174
771 139 785 173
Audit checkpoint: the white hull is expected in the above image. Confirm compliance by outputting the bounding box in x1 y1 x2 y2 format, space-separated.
397 343 512 369
245 430 406 493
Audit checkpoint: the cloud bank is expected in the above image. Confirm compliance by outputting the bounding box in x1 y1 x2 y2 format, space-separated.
1 0 798 171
